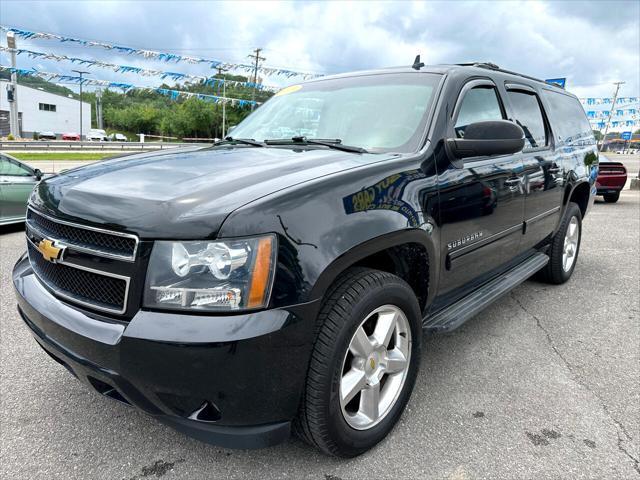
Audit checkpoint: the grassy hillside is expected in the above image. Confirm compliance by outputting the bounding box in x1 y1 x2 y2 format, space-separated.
2 71 273 139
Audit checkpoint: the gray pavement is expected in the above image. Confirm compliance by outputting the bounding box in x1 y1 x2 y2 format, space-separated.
1 191 639 479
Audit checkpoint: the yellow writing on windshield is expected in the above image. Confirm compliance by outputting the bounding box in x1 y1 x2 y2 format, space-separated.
275 85 303 97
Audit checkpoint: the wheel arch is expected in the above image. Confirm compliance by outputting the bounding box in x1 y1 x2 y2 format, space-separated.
309 229 437 315
563 180 591 219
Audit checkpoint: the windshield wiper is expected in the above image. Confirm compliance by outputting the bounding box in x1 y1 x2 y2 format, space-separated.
216 136 266 147
265 136 367 153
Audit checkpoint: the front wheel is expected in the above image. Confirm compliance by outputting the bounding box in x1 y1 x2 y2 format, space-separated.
294 268 422 457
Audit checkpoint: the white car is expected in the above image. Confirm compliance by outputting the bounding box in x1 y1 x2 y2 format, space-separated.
108 133 128 142
86 129 108 141
38 131 56 140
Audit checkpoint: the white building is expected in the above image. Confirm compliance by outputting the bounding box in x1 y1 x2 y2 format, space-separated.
0 80 91 139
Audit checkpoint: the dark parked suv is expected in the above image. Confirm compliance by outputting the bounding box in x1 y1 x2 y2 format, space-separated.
13 62 597 457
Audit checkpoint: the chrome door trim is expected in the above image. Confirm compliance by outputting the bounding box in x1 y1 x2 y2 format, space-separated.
524 206 561 225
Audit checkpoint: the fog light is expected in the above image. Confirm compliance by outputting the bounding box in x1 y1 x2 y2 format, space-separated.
151 286 241 309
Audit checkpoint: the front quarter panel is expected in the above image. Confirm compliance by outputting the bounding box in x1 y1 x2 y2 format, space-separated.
217 154 441 309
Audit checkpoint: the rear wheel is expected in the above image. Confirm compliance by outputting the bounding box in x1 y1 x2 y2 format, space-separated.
537 202 582 284
603 192 620 203
294 268 422 457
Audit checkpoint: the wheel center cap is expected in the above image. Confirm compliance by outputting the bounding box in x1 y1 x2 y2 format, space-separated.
365 350 385 379
366 354 377 372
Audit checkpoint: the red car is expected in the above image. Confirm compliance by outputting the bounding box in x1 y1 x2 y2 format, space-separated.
596 155 627 203
62 132 80 141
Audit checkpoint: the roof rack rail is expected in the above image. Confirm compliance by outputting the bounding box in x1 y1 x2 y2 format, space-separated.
456 62 553 87
455 62 500 69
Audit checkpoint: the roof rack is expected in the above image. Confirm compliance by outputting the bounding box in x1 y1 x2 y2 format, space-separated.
456 62 500 70
455 62 558 88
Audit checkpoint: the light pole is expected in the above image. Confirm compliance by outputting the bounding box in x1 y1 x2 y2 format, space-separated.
216 66 228 138
95 88 103 129
72 70 90 140
600 81 625 152
6 31 19 138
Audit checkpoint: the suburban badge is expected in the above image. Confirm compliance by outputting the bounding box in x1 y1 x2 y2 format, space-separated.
447 232 483 250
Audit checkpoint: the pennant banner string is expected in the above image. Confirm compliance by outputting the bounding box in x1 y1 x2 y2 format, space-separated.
588 119 640 129
0 25 321 79
579 97 639 106
0 45 279 91
583 107 639 120
0 65 260 107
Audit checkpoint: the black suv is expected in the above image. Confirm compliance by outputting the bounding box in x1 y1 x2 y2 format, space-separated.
13 62 598 457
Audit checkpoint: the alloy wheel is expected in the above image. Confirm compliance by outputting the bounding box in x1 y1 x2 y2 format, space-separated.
562 216 580 272
339 305 412 430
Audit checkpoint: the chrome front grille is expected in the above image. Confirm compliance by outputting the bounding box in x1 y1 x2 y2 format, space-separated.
27 241 129 314
25 208 138 315
26 208 138 261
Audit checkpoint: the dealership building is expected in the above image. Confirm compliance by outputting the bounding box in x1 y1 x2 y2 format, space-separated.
0 80 90 138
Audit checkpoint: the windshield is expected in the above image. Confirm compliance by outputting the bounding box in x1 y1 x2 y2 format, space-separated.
231 73 441 153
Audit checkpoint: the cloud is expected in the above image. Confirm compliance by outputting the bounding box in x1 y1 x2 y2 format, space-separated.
0 0 637 100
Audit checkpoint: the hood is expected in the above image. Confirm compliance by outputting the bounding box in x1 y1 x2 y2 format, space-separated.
31 146 396 238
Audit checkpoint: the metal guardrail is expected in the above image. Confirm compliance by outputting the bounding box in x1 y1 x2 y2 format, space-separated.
0 141 209 151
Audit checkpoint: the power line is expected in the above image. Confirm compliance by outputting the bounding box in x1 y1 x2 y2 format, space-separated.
0 65 261 107
0 45 279 91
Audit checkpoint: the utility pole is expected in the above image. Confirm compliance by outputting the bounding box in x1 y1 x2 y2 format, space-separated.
216 66 228 138
600 81 625 152
72 70 90 140
247 48 265 111
6 31 19 138
95 88 103 129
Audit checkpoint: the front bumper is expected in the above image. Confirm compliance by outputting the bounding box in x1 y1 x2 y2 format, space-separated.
12 253 319 449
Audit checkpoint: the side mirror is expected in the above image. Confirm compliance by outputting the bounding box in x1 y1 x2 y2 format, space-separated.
446 120 525 161
34 168 42 180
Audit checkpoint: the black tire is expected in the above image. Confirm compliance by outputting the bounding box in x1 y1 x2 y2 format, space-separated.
294 268 422 457
603 192 620 203
537 202 582 284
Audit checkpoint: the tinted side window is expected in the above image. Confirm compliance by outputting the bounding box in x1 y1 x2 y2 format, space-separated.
507 90 547 149
455 86 504 137
541 90 595 146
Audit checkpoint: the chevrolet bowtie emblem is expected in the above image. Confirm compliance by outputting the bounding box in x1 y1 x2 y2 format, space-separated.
37 239 65 263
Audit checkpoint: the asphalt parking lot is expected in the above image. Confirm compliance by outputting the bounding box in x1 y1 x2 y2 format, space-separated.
1 190 638 480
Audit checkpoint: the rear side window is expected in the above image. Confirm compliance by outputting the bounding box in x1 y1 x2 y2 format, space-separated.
541 90 595 146
507 90 547 149
455 86 504 137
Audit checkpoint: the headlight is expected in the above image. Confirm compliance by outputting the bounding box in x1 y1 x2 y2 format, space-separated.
144 235 276 311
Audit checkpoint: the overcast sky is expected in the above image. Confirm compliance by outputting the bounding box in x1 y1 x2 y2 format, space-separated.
0 0 638 100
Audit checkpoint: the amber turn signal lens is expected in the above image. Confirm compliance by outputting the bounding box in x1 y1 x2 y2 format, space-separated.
247 236 274 308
